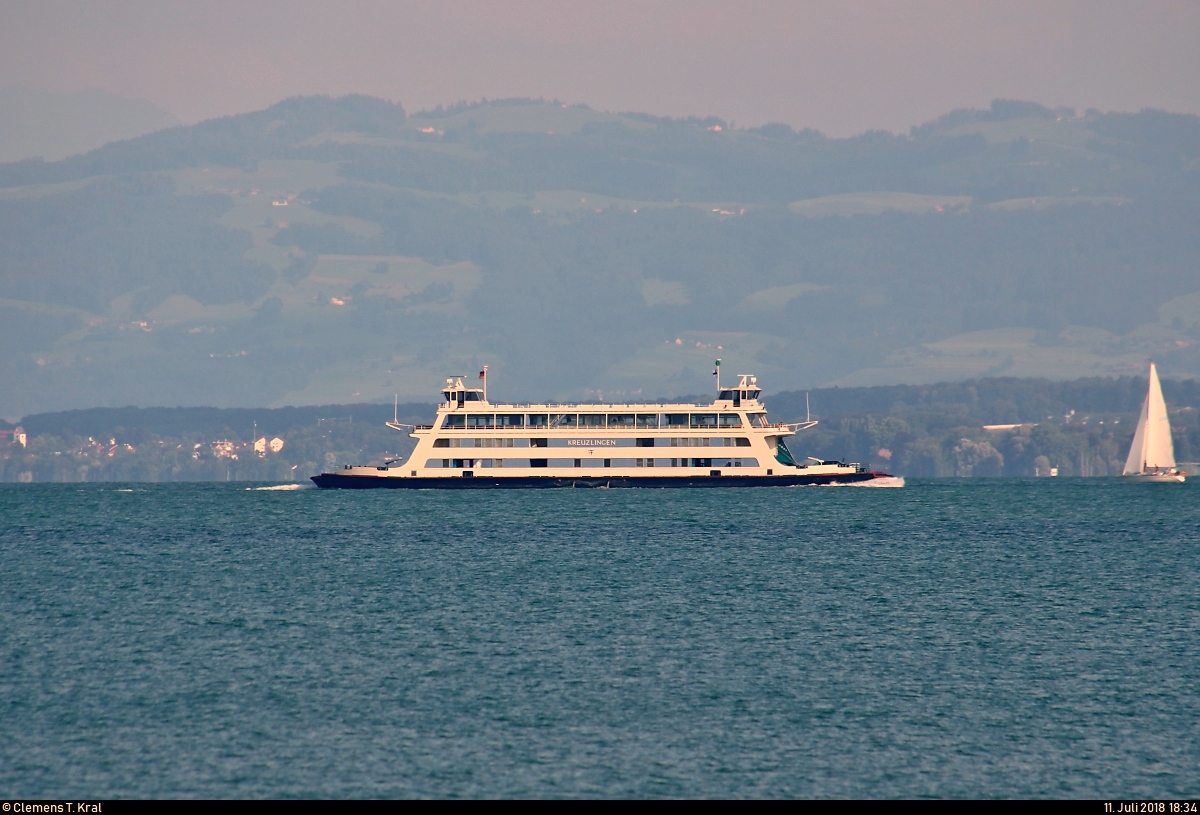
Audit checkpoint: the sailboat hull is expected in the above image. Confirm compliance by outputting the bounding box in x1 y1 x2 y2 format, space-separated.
1121 472 1185 483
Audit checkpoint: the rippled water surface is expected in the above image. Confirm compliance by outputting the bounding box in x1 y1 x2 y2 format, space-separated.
2 480 1198 798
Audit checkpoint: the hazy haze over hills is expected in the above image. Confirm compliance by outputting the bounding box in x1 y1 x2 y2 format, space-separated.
0 86 180 163
0 94 1198 417
4 2 1200 137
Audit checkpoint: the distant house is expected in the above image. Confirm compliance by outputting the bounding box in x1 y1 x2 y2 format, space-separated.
0 427 27 447
253 436 285 455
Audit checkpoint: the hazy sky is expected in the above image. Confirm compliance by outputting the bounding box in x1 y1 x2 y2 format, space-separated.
3 0 1199 136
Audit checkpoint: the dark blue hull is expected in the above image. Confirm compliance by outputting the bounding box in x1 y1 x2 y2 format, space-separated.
310 471 892 489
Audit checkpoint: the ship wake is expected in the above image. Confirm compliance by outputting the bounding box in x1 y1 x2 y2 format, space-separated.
824 476 905 488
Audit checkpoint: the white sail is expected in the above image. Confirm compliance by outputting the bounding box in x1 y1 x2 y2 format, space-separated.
1123 395 1149 475
1124 363 1176 474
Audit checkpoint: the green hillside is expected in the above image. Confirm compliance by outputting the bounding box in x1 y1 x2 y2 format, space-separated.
1 96 1198 417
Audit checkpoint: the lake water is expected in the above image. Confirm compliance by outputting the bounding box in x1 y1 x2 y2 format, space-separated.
2 479 1197 798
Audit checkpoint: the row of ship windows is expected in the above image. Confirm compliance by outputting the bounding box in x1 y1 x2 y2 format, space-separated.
441 412 767 430
429 458 761 469
433 437 753 448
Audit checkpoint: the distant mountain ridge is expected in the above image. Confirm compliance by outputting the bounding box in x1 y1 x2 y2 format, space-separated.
1 95 1198 416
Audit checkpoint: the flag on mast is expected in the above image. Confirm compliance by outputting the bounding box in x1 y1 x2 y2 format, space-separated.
479 369 486 379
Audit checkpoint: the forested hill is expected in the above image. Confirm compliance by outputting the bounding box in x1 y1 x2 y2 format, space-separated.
770 375 1200 426
17 402 432 440
17 374 1200 438
2 95 1199 417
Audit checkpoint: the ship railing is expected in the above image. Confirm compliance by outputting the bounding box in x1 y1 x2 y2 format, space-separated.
417 422 794 431
460 402 725 410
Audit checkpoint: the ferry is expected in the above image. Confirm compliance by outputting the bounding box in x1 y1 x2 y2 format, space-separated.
311 370 897 489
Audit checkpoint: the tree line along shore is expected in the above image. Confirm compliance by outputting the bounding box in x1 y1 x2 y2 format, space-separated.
2 376 1197 481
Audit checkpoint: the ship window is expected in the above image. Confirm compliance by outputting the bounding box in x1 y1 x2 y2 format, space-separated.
635 438 654 447
579 413 605 428
719 414 742 427
530 438 548 448
574 459 582 467
719 390 736 400
527 414 548 427
550 413 577 428
433 438 449 448
735 437 750 447
636 414 659 428
665 413 688 427
443 415 465 429
467 414 495 429
531 458 548 468
608 414 635 428
464 392 482 401
497 414 524 428
604 459 611 468
750 413 768 427
691 413 717 428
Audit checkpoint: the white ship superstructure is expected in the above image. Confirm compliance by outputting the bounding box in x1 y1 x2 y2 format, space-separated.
312 371 894 488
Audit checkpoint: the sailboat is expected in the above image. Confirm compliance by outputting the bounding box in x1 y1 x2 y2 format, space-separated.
1123 363 1186 482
